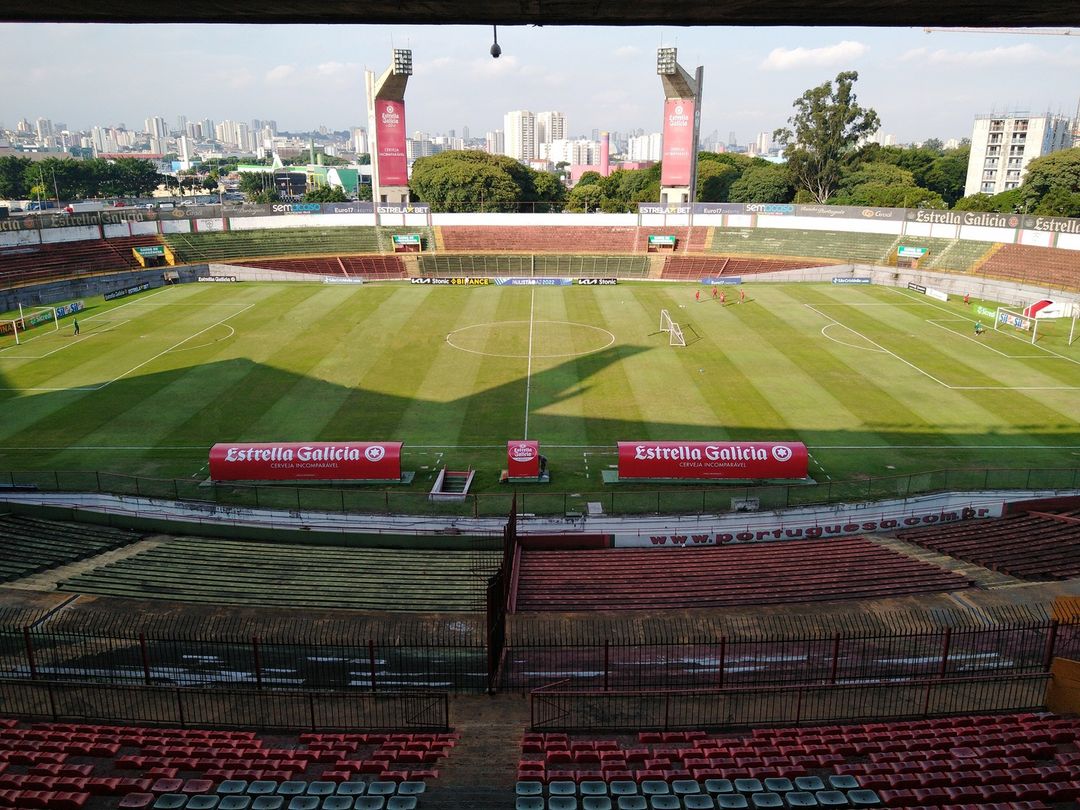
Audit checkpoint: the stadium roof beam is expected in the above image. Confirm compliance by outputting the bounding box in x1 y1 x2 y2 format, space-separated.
2 0 1079 27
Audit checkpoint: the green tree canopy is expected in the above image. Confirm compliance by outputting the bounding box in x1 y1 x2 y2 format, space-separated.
564 184 604 212
728 163 795 204
1019 148 1080 212
954 188 1025 213
773 71 880 203
303 185 350 203
409 150 565 212
0 156 33 199
1032 188 1080 217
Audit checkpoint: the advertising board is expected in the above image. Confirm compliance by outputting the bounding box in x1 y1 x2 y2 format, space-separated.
209 442 403 482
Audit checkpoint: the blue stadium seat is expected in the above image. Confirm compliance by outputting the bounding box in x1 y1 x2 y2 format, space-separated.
734 780 762 794
786 793 818 807
815 792 849 808
517 782 544 796
322 798 354 810
153 798 186 810
549 798 578 810
217 783 249 796
684 797 716 810
396 783 425 796
847 790 881 807
794 778 825 792
751 794 783 808
649 797 679 810
250 799 284 810
354 798 385 810
641 782 670 796
827 776 859 791
616 799 647 810
305 783 335 797
610 782 638 796
387 798 418 810
218 799 251 810
337 783 367 796
583 798 612 810
717 797 749 809
187 799 219 810
704 780 734 795
276 784 307 797
286 798 319 810
673 780 701 795
518 799 545 810
763 779 792 793
549 781 577 796
367 783 397 797
581 782 608 796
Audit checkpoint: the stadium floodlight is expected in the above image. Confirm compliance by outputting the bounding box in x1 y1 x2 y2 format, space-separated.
657 47 678 75
392 48 413 76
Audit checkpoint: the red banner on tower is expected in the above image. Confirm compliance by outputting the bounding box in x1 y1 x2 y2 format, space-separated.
375 99 409 186
209 442 402 482
617 441 808 480
660 98 695 187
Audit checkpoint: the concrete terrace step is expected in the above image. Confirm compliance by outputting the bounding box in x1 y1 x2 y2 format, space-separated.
867 534 1024 589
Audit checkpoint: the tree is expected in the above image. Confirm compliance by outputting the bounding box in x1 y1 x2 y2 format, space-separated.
409 150 564 212
955 188 1025 213
728 163 795 203
1032 188 1080 217
303 185 349 203
0 156 32 199
773 71 880 203
921 138 944 153
575 171 603 187
923 146 968 206
250 189 281 204
564 184 604 212
1019 148 1080 213
239 171 275 200
696 160 740 202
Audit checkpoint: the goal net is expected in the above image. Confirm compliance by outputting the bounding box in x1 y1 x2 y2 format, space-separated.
669 322 686 347
995 307 1039 344
660 308 674 333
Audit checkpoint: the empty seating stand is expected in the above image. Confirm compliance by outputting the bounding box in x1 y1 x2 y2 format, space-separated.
515 536 974 612
0 514 142 584
896 509 1080 580
0 235 164 287
58 536 500 612
976 243 1080 291
229 256 407 280
437 227 709 254
0 718 455 810
517 712 1080 809
707 229 898 266
660 256 832 280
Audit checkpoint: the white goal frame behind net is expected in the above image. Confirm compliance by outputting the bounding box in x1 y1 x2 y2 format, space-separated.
996 304 1080 346
0 319 22 345
659 308 686 347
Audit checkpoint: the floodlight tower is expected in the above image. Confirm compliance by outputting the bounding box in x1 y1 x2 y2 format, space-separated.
656 47 703 206
365 48 413 205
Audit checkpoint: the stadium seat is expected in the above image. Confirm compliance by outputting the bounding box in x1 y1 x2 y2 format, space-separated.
846 790 880 807
641 781 670 796
828 776 860 790
583 798 612 810
275 783 306 796
673 780 702 795
386 798 418 810
550 782 577 796
610 782 638 796
218 799 251 810
705 780 734 795
794 778 825 792
247 783 278 796
217 783 249 797
751 794 783 808
396 783 425 796
685 797 716 809
763 779 792 793
305 783 335 796
734 780 762 794
786 794 818 807
152 797 186 810
321 799 353 810
716 797 749 809
336 783 367 796
650 798 680 810
549 798 578 810
286 798 318 810
518 799 545 810
250 799 285 810
814 791 849 807
616 799 647 810
581 782 608 795
354 799 385 810
366 783 396 797
187 798 219 810
118 796 155 809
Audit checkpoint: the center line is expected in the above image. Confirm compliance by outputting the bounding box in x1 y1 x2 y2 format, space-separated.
523 286 536 439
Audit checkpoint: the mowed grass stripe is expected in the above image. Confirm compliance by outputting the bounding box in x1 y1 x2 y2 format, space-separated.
456 288 534 444
809 289 1080 435
393 286 513 445
0 286 285 465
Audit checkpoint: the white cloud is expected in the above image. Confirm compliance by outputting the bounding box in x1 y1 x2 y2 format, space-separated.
760 40 868 71
265 64 296 83
614 45 640 58
315 61 348 76
899 43 1078 67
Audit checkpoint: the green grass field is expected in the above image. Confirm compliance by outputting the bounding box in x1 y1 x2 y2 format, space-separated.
1 280 1078 494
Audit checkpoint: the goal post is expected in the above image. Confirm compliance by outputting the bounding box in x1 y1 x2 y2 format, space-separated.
25 306 59 333
995 306 1039 344
660 308 674 333
669 322 686 347
0 319 22 345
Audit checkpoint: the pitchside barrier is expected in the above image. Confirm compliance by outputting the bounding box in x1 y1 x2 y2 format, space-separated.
3 466 1079 519
0 602 1075 694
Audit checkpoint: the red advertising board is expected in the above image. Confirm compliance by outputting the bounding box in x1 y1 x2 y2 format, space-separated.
617 441 808 480
375 99 409 187
209 442 402 482
507 440 540 478
660 98 694 187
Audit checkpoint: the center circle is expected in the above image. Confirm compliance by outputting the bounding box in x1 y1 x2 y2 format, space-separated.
446 320 616 359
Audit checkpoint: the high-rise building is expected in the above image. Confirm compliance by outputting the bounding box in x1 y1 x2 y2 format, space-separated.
462 126 470 141
145 116 168 139
35 117 53 141
963 112 1072 197
203 119 215 141
756 131 772 154
544 138 596 165
628 133 663 162
536 111 567 148
485 130 504 155
504 111 537 161
176 115 188 136
352 127 368 154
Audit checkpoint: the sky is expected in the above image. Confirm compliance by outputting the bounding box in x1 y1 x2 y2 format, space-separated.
2 23 1078 144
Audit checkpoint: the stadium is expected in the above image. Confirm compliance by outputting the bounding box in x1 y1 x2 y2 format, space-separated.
3 7 1080 810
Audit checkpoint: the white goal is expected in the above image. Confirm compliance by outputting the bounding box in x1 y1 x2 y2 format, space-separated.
995 307 1039 344
0 318 22 345
659 308 686 347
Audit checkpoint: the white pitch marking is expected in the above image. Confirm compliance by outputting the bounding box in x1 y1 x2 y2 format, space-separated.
926 319 1059 359
524 286 536 439
98 304 255 390
819 322 887 353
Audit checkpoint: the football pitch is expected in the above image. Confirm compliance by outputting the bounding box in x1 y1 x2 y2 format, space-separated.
0 280 1078 492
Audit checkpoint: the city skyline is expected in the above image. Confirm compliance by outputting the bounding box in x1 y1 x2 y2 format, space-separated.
3 24 1079 145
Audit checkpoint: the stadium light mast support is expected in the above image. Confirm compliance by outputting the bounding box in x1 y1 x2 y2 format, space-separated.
365 48 413 206
656 48 703 207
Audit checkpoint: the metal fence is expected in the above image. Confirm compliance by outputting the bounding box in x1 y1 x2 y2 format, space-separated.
4 466 1079 518
502 618 1079 692
1 608 1073 695
0 678 449 731
529 672 1051 731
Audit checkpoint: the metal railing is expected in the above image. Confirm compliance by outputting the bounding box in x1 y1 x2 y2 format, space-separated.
3 466 1079 518
530 672 1051 731
0 678 449 730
